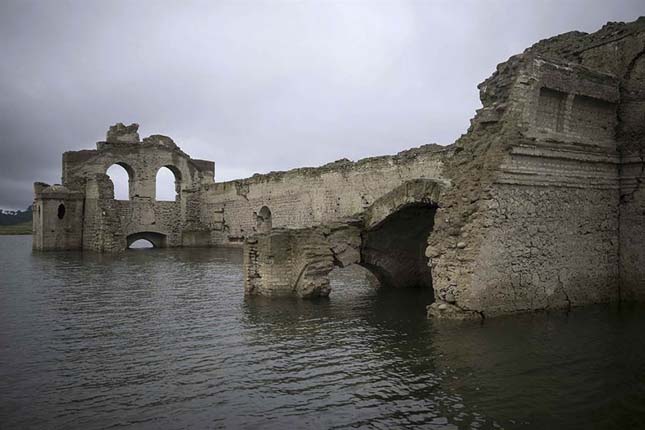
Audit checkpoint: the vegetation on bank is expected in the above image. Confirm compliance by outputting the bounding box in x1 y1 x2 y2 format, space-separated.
0 221 32 235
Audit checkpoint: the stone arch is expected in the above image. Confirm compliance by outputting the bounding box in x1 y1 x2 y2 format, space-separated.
155 165 182 201
360 203 436 290
359 179 443 297
289 180 443 297
126 231 168 249
129 238 154 248
106 162 135 200
256 206 272 233
363 179 443 229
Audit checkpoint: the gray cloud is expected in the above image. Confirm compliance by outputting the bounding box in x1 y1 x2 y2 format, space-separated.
1 0 644 209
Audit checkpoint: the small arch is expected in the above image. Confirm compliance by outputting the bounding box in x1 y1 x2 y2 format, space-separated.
129 239 154 249
106 163 134 200
156 165 182 201
57 203 66 219
256 206 272 233
126 232 168 249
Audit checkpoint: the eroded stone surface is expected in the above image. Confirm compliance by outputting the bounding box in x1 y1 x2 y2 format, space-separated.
106 122 140 144
34 128 215 252
244 222 362 298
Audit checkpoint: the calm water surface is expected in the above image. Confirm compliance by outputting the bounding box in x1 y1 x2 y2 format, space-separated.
1 235 645 429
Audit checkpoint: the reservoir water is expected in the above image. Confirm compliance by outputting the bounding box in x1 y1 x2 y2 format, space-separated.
1 235 644 429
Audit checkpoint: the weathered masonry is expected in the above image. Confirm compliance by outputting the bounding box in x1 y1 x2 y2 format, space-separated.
33 124 448 252
34 19 645 318
33 124 217 252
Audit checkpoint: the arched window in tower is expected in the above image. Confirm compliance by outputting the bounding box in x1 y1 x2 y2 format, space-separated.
106 163 133 200
155 166 181 201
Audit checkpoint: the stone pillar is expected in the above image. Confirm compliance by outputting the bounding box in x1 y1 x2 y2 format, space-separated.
243 223 361 298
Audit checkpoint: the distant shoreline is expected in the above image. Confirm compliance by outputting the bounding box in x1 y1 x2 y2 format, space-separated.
0 222 32 235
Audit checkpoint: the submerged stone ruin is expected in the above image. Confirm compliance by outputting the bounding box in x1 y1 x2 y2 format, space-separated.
34 19 645 319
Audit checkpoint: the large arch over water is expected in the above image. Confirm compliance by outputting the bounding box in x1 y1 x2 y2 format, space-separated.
360 202 436 291
244 179 443 300
358 179 440 290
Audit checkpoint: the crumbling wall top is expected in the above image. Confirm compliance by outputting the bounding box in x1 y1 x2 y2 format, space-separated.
59 123 215 188
106 122 140 144
141 134 178 149
210 143 451 190
523 17 645 62
96 123 195 160
34 183 83 200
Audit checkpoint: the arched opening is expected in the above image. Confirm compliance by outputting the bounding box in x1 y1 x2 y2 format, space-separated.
126 232 168 249
256 206 272 233
360 203 436 301
155 166 181 201
129 239 154 249
106 163 134 200
57 203 66 219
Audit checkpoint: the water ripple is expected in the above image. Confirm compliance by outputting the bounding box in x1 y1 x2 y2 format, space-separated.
1 236 645 429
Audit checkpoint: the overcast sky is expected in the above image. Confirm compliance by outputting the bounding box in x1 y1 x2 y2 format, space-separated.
1 0 644 209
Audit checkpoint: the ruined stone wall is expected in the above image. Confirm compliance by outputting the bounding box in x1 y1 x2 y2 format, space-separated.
616 41 645 301
511 19 645 302
34 123 216 252
428 19 644 318
244 229 333 298
241 19 645 318
203 146 448 244
469 185 620 314
620 172 645 300
473 63 621 316
245 222 362 298
33 19 645 319
115 201 183 244
244 180 441 300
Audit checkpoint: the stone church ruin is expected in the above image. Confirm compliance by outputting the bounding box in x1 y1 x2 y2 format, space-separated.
34 19 645 319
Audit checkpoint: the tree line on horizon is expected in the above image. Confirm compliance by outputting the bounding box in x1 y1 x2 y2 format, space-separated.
0 206 32 226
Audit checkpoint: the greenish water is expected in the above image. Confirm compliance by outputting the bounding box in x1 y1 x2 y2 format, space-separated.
1 235 644 429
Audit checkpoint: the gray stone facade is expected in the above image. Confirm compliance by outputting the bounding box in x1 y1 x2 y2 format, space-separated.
33 124 216 252
34 18 645 318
